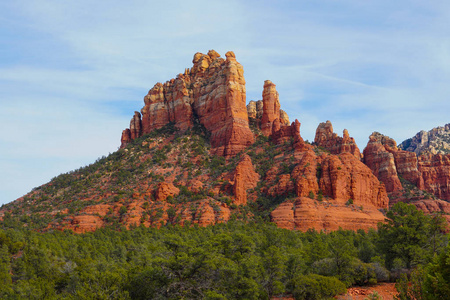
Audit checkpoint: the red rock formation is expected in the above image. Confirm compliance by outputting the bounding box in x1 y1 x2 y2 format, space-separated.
270 197 386 231
233 154 260 205
121 129 131 147
130 111 142 139
363 132 403 192
154 182 180 202
268 174 295 197
289 150 388 208
413 199 450 215
121 50 254 156
391 150 423 188
271 119 304 146
261 80 281 136
314 121 361 159
69 215 104 233
320 153 388 208
363 132 423 193
418 153 450 200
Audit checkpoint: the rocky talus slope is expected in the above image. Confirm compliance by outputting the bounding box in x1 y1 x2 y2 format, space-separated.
1 50 449 232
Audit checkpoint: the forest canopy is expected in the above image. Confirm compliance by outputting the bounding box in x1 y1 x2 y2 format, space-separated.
0 202 448 299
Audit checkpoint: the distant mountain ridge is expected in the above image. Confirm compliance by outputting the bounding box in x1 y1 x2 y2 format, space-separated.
399 124 450 155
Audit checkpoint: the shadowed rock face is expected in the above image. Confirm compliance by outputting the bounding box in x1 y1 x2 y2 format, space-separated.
270 150 389 231
121 50 254 157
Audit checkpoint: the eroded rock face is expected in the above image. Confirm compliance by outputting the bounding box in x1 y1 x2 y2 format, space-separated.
233 154 260 205
154 182 180 202
314 121 361 159
121 50 254 156
321 153 389 208
289 151 389 208
418 154 450 200
363 132 422 193
271 119 304 146
363 132 450 203
271 198 386 231
261 80 281 136
363 132 403 192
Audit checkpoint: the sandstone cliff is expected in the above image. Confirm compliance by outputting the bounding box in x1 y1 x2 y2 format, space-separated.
121 50 254 157
418 153 450 201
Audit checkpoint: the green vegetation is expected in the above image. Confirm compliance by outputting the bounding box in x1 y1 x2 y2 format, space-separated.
0 203 447 299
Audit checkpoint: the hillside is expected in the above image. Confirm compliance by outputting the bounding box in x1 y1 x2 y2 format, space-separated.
1 50 450 233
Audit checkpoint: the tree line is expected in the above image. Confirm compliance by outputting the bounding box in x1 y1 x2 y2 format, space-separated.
0 202 448 299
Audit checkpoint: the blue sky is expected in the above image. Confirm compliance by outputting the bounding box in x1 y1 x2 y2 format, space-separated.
1 0 450 205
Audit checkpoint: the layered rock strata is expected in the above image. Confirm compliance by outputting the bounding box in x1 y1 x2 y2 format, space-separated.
271 198 386 231
418 153 450 200
260 80 281 136
270 150 389 231
363 132 422 192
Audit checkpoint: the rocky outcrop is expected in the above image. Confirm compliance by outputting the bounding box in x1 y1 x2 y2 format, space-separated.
363 133 403 192
314 121 361 159
121 50 254 156
418 154 450 200
271 119 304 146
288 150 389 208
154 182 180 202
260 80 281 136
233 154 260 205
363 132 450 203
363 132 422 193
270 198 386 231
399 124 450 155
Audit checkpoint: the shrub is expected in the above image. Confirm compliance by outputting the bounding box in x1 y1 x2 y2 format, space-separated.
290 274 346 300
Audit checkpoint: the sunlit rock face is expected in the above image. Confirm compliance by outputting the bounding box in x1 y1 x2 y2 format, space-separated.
121 50 254 157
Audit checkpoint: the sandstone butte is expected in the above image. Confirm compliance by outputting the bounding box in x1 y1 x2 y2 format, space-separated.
121 50 254 157
2 50 449 233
